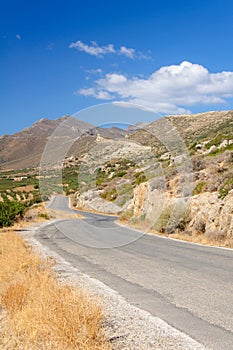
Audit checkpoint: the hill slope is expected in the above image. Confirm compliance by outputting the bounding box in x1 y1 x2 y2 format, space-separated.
0 117 127 170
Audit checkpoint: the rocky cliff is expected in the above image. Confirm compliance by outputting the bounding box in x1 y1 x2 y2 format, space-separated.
124 181 233 244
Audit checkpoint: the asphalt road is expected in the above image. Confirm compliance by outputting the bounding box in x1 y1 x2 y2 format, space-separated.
38 196 233 350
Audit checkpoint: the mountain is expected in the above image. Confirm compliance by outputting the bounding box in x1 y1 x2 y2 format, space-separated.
1 110 232 170
0 117 90 169
0 116 128 170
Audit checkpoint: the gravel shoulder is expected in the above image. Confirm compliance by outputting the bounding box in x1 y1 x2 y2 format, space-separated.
19 221 208 350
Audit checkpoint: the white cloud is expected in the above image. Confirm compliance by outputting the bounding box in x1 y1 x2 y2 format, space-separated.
99 73 127 85
69 40 115 57
85 68 103 74
77 88 112 100
119 46 135 58
78 61 233 114
16 34 21 40
69 40 147 59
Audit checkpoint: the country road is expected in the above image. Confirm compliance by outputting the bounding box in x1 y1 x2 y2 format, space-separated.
37 196 233 350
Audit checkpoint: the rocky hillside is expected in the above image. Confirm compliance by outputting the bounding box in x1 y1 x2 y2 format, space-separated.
71 110 233 246
123 149 233 245
129 110 233 155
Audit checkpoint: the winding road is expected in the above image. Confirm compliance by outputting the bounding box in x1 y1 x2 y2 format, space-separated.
37 196 233 350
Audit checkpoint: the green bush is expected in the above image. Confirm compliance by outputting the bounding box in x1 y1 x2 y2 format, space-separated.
100 188 118 201
219 177 233 199
113 171 127 178
192 182 206 195
120 208 134 221
0 200 25 227
153 205 174 233
134 172 147 185
117 183 134 196
38 213 49 220
205 134 225 149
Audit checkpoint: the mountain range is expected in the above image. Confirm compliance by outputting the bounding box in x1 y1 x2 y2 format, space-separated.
0 110 233 170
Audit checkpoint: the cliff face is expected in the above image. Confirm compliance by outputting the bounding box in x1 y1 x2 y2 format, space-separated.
126 181 167 224
126 181 233 242
188 191 233 240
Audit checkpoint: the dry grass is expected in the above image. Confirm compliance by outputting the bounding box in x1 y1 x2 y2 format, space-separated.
23 203 82 223
10 204 83 233
151 229 233 248
47 208 82 220
0 231 110 350
119 218 233 248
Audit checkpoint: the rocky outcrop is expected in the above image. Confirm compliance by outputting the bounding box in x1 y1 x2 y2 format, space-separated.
126 181 167 222
188 191 233 239
73 190 122 214
126 181 233 240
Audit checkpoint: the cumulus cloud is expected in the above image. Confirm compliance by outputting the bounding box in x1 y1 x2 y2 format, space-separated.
69 40 148 59
78 61 233 114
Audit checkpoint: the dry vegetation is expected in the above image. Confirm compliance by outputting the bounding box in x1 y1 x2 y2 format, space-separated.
22 203 82 224
150 228 233 248
0 230 110 350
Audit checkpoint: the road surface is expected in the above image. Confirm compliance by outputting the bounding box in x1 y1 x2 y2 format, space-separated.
37 196 233 349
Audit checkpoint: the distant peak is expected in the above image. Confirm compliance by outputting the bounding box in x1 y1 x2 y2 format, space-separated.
57 115 71 121
33 118 48 125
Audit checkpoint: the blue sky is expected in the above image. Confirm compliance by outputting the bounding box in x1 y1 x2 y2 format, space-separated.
1 0 233 134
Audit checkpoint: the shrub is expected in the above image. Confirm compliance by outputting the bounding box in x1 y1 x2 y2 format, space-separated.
219 176 233 199
113 171 127 178
120 208 134 221
100 188 117 201
193 217 206 234
192 156 205 171
192 182 206 196
153 205 174 233
117 183 134 196
38 213 50 220
176 209 191 231
134 171 147 185
0 200 25 227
